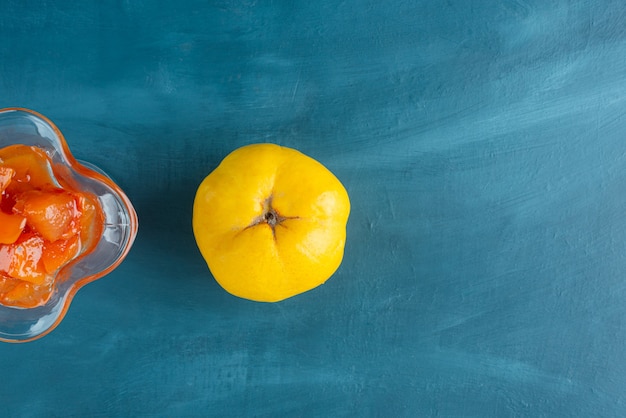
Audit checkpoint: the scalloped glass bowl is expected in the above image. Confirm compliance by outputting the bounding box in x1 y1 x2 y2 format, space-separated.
0 108 138 343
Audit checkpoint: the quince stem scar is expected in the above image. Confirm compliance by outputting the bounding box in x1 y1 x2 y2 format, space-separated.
244 196 299 239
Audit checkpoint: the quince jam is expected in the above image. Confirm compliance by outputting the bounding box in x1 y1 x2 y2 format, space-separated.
0 145 103 308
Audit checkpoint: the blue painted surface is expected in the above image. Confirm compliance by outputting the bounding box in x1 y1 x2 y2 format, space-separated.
1 0 626 416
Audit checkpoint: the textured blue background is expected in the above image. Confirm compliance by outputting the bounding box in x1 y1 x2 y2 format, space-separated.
1 0 626 416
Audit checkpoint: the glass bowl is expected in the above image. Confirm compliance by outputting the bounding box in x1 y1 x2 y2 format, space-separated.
0 108 138 343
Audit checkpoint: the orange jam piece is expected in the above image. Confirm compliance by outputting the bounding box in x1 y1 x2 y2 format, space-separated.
0 144 103 308
13 189 80 242
0 211 26 244
0 166 13 191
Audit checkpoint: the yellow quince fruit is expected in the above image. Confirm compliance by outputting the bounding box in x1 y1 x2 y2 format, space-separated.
192 143 350 302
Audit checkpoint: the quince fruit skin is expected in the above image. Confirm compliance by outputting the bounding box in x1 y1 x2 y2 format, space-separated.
192 143 350 302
